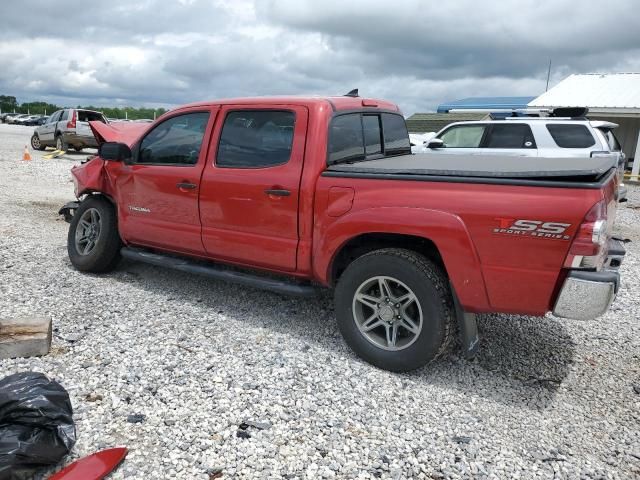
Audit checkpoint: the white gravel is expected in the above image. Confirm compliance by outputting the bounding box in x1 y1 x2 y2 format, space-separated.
0 122 639 479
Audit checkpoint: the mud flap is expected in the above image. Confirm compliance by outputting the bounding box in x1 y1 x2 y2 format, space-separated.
58 201 80 223
451 286 479 359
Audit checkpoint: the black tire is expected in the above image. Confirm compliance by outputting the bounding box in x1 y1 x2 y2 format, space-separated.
55 134 67 151
30 133 45 151
334 248 454 372
73 146 83 152
67 196 122 273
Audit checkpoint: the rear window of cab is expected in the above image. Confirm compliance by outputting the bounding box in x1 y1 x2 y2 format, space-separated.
328 112 411 164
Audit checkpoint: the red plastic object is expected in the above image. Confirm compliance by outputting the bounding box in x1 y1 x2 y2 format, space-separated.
48 448 128 480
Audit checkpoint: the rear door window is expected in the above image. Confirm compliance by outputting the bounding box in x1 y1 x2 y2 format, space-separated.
217 110 295 168
60 110 69 121
439 125 486 148
485 124 536 148
546 124 595 148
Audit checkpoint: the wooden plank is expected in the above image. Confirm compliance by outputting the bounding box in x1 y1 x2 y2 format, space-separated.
0 317 52 359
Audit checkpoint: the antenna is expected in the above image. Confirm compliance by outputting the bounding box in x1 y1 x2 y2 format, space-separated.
545 58 552 91
345 88 359 97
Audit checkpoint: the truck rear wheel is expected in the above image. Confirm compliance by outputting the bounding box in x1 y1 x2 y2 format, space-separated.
67 196 122 273
334 248 454 372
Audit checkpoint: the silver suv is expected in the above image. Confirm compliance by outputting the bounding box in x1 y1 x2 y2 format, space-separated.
426 117 627 200
31 108 108 152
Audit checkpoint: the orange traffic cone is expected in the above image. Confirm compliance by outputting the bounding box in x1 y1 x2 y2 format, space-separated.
22 145 32 161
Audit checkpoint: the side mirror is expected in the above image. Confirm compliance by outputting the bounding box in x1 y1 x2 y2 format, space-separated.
99 142 132 163
426 138 444 149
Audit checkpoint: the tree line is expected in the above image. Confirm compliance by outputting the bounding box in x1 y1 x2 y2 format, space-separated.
0 95 167 120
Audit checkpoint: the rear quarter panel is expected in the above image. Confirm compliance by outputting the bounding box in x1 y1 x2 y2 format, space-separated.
314 175 609 315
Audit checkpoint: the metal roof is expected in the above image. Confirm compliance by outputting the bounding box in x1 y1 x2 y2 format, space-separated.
529 73 640 113
437 96 536 113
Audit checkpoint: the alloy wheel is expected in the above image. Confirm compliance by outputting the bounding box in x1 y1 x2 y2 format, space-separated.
352 276 423 351
74 208 102 255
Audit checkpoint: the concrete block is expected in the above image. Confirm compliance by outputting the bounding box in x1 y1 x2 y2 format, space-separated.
0 316 52 359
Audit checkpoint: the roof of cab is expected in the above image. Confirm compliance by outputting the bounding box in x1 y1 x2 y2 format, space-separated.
174 96 401 113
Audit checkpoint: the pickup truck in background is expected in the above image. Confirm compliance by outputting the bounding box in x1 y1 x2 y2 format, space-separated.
59 93 626 372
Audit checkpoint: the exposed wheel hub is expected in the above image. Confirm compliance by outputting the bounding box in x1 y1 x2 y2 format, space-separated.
378 304 396 322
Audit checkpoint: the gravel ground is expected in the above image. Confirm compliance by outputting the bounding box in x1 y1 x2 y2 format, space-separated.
0 122 638 479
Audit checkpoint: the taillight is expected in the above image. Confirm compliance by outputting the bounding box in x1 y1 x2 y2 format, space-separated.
564 200 610 270
67 110 76 129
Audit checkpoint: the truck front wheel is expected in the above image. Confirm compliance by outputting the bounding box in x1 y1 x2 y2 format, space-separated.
67 196 122 273
334 248 454 372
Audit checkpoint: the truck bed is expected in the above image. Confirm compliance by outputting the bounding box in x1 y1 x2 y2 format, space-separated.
324 153 616 187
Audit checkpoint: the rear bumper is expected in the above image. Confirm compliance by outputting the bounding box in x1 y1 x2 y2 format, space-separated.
62 132 98 148
553 239 625 320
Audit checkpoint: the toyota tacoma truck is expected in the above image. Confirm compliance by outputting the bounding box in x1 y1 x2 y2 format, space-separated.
59 92 626 372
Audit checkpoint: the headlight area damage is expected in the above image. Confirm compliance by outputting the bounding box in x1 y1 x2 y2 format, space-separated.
58 119 146 223
58 157 110 223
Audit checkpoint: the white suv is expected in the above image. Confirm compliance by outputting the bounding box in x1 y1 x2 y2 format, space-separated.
426 117 627 200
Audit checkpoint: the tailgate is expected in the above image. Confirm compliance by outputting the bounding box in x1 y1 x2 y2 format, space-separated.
76 110 108 137
76 120 93 136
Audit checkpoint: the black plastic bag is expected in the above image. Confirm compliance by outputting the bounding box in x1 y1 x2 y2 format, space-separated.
0 372 76 480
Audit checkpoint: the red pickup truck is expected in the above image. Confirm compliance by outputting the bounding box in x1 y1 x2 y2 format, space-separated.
59 93 626 372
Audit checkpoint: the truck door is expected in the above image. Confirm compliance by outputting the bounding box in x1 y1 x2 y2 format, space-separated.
199 105 308 272
112 107 218 254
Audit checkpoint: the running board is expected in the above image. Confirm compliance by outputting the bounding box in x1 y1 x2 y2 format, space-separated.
120 247 319 297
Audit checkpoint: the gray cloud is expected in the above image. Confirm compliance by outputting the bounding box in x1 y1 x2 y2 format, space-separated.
1 0 638 115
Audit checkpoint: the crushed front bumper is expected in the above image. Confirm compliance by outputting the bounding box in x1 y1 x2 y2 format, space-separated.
58 201 80 223
553 239 625 320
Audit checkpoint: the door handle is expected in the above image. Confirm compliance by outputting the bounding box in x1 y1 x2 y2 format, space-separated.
264 189 290 197
177 182 197 190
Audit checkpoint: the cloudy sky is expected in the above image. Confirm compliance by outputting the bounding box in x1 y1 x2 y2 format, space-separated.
1 0 639 115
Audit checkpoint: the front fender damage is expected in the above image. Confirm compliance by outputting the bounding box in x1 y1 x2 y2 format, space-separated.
71 157 110 197
59 157 115 223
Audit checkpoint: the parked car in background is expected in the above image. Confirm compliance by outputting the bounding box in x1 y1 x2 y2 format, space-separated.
425 117 627 201
31 108 108 151
0 113 18 123
19 115 43 126
14 115 33 125
409 132 436 153
7 114 30 124
1 113 18 123
31 116 49 126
